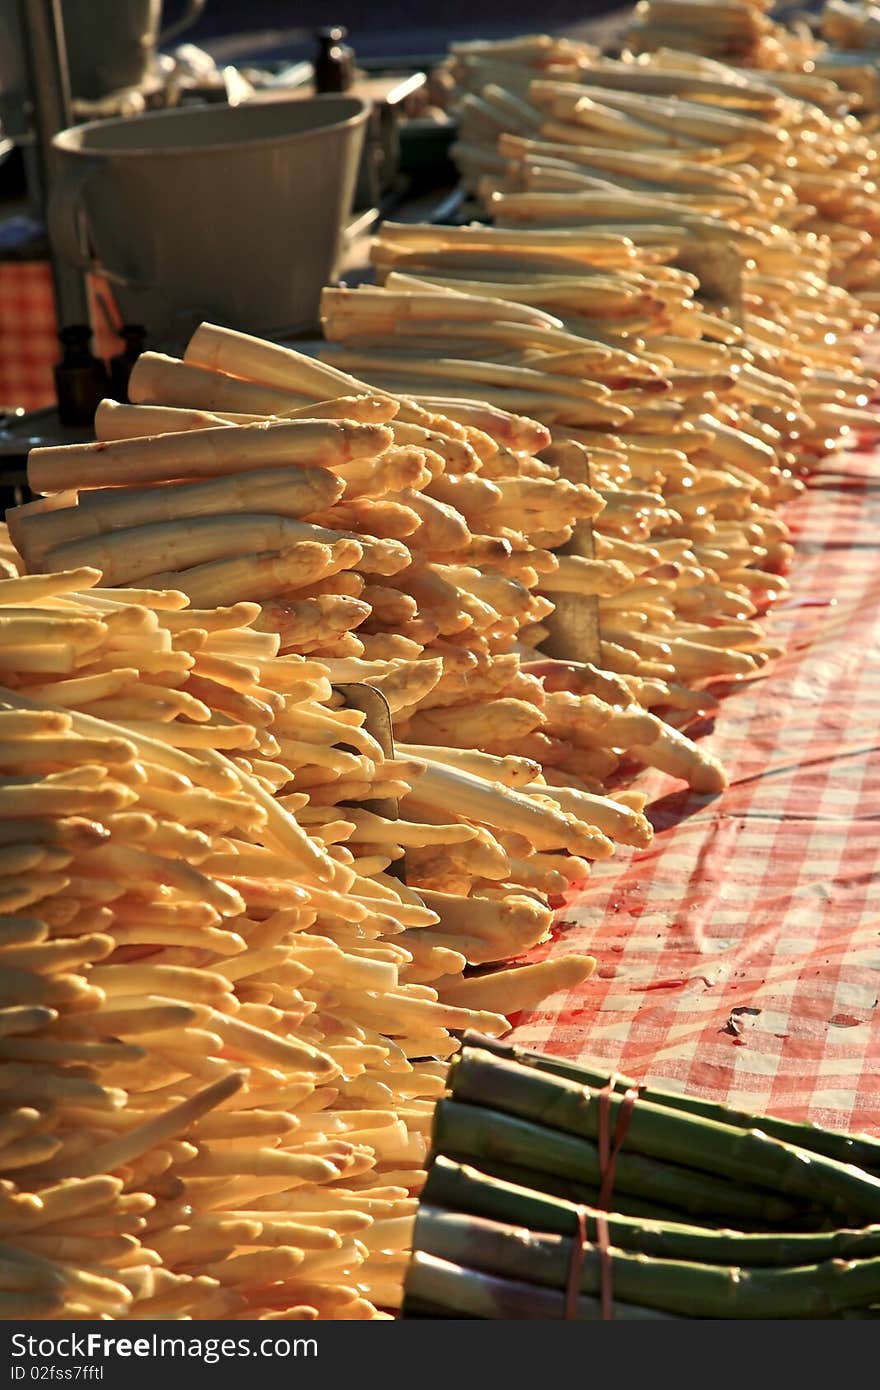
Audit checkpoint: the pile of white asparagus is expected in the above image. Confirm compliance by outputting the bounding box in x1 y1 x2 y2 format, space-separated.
447 29 880 314
822 0 880 50
619 3 880 291
0 548 618 1319
626 0 880 84
623 0 823 67
3 324 678 1319
323 33 880 726
324 238 804 674
814 2 880 116
12 325 706 803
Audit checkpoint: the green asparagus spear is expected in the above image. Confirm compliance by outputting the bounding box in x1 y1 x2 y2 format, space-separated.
403 1249 679 1320
467 1157 713 1224
463 1155 722 1223
450 1048 880 1223
463 1032 880 1174
433 1099 797 1223
425 1157 880 1267
417 1209 880 1318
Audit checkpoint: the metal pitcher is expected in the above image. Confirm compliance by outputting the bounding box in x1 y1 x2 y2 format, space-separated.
60 0 206 99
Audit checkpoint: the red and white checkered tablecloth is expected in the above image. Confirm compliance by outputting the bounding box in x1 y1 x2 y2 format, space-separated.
511 444 880 1136
0 262 60 412
0 261 125 413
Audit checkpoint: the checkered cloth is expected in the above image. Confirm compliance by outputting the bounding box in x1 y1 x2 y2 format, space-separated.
0 260 125 413
511 444 880 1137
0 262 59 412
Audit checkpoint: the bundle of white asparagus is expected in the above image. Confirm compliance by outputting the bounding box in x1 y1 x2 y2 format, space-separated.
607 7 880 300
0 550 618 1319
623 0 817 68
8 320 745 1212
446 25 880 309
326 242 803 665
313 35 880 802
822 0 880 49
14 321 716 834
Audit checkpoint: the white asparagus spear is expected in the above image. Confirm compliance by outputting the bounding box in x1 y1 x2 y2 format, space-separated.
323 347 614 405
128 353 311 414
131 543 354 608
321 286 565 331
374 221 639 263
5 492 79 559
398 744 542 787
94 401 235 440
103 389 397 438
13 469 345 571
437 953 596 1013
185 323 385 401
520 781 652 846
28 420 393 494
40 515 363 587
403 758 613 857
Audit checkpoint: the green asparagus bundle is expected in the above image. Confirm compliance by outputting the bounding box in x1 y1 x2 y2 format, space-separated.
402 1035 880 1318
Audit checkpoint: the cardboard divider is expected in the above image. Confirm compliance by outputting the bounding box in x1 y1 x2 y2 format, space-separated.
537 519 601 665
537 448 601 665
673 241 744 326
332 680 406 882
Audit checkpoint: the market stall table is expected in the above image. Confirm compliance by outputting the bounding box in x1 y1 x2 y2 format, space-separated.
511 441 880 1136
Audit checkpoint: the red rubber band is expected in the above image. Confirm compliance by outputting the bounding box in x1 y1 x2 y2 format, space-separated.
597 1083 639 1211
596 1212 613 1322
597 1074 616 1197
563 1078 641 1320
564 1077 640 1320
564 1207 615 1321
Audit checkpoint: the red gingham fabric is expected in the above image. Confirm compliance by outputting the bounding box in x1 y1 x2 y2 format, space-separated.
511 443 880 1136
0 261 125 413
0 262 59 412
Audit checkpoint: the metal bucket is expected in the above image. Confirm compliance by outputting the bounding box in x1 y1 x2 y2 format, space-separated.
49 96 370 348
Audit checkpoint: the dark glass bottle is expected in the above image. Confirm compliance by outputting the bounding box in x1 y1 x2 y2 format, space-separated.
109 324 148 404
313 27 355 94
53 325 110 427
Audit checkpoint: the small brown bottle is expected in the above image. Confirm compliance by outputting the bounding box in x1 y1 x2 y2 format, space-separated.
109 325 148 404
53 325 110 427
313 27 355 94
